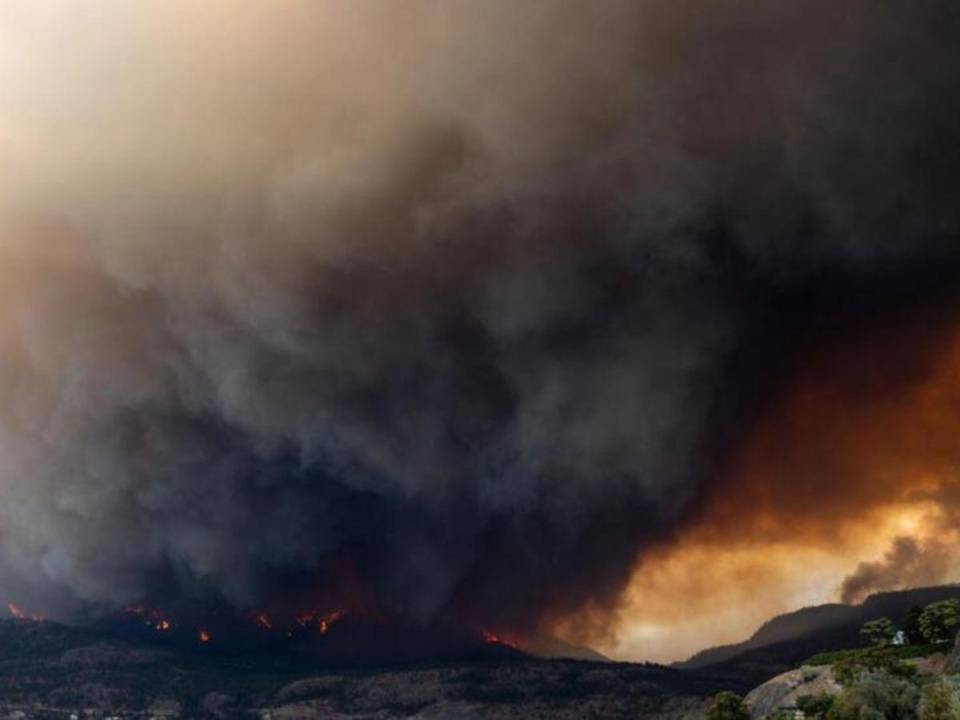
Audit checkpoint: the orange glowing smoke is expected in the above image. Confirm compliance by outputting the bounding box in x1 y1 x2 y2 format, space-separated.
596 311 960 662
697 315 960 546
199 630 211 643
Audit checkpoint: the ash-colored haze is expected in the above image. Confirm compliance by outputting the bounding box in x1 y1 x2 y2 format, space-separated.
1 0 960 658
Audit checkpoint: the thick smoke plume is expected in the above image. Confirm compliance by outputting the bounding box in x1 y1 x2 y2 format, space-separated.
1 0 960 639
839 477 960 603
841 537 953 605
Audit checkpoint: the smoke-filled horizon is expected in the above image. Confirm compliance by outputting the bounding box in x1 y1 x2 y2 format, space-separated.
2 0 960 661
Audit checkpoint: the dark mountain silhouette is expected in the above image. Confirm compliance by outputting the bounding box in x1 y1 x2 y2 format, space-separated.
680 604 857 670
676 585 960 686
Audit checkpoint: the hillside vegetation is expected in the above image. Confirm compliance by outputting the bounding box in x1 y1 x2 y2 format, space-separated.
709 595 960 719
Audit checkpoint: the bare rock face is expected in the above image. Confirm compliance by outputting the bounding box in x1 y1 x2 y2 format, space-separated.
746 652 950 719
745 666 840 719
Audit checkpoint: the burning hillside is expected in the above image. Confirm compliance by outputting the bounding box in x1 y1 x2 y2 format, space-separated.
109 604 524 663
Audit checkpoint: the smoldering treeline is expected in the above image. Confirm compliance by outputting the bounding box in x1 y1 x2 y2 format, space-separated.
0 0 959 632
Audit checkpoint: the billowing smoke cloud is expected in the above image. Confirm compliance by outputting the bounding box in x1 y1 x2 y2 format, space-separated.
1 0 960 639
839 479 960 603
841 537 954 604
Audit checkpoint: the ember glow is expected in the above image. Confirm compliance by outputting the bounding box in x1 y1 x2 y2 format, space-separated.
6 602 43 622
482 632 519 650
297 610 344 635
116 604 350 648
1 0 960 664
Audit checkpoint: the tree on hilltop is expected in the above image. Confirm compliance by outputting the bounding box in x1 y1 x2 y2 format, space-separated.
861 617 897 646
904 605 924 644
919 600 960 643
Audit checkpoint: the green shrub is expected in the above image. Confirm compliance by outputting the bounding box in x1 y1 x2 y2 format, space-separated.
826 673 919 720
796 692 834 719
919 600 960 644
905 606 925 644
806 642 950 667
862 618 897 646
831 646 917 686
706 691 750 720
919 680 960 720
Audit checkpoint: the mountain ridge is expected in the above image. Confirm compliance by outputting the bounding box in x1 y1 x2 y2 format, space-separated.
676 584 960 684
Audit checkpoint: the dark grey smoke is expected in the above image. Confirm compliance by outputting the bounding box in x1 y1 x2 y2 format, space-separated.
0 0 959 633
840 537 954 605
841 482 960 603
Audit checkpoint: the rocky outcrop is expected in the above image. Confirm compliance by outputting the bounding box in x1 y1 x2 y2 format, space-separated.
745 666 840 719
746 651 952 718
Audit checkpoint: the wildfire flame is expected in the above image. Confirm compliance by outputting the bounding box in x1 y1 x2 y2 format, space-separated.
6 603 43 621
295 609 344 635
112 602 516 655
482 631 518 649
119 604 345 641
